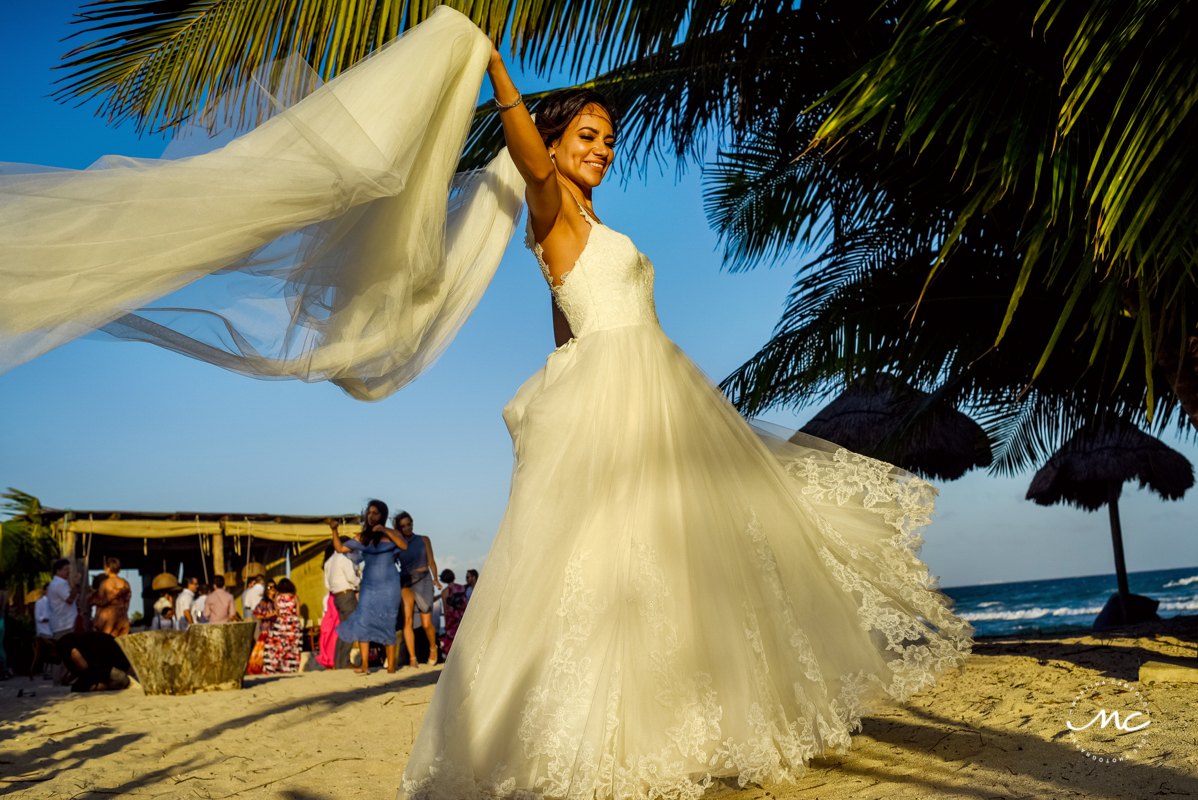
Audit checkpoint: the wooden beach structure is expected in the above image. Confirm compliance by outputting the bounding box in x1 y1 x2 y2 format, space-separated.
40 507 361 629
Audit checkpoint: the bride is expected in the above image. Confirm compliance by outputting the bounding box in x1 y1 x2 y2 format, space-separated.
399 22 973 800
0 8 973 800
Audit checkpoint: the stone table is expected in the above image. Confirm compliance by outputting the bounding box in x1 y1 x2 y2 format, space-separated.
118 621 256 695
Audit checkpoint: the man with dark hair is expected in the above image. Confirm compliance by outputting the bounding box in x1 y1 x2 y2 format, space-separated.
175 576 198 631
57 632 131 692
205 575 237 623
47 558 79 684
324 520 362 669
242 575 265 620
465 569 479 600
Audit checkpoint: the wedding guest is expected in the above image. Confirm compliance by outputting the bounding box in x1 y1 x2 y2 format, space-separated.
316 589 339 669
331 500 406 674
323 531 362 669
175 576 198 631
395 511 440 667
437 569 469 660
242 575 265 622
267 579 303 673
57 631 131 692
191 583 210 624
205 575 237 623
32 588 55 679
47 559 78 683
465 568 479 600
47 559 78 641
248 582 278 674
151 604 175 630
90 558 132 637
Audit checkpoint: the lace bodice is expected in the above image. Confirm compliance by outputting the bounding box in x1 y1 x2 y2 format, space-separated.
524 198 659 339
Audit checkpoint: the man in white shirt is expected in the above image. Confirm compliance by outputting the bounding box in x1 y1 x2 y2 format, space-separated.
46 558 78 683
324 529 362 670
34 593 52 638
242 576 265 620
47 559 78 640
190 584 208 624
175 577 198 631
33 591 53 678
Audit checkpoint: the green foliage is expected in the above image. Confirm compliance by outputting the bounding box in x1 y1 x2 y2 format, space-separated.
47 0 1198 472
704 0 1197 471
1 489 60 602
54 0 720 135
803 0 1198 424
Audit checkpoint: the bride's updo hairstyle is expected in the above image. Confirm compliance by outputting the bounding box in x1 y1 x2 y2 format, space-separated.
534 88 620 148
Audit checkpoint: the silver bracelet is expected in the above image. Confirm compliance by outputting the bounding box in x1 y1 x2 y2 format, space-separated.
493 93 523 111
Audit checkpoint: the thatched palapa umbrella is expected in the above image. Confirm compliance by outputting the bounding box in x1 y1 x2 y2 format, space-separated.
1026 420 1194 629
793 374 992 480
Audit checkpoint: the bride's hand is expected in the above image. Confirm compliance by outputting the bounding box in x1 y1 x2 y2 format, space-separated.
488 40 504 73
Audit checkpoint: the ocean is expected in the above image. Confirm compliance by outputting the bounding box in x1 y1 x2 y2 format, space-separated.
939 565 1198 637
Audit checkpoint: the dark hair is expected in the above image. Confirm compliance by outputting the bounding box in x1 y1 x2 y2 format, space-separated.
212 575 225 589
323 544 336 565
394 510 412 528
104 557 121 571
184 576 198 587
276 578 296 595
52 558 71 574
533 88 620 148
466 569 479 580
361 499 389 544
440 569 455 584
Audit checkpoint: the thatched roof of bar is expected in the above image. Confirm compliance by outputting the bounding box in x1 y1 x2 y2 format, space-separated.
39 508 361 525
1026 421 1194 511
794 374 992 481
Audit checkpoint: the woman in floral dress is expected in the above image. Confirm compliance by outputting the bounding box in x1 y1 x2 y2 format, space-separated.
267 579 303 673
437 569 468 660
247 581 277 675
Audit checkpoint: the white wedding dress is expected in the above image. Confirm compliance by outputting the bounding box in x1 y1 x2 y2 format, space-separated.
0 8 974 799
399 198 975 799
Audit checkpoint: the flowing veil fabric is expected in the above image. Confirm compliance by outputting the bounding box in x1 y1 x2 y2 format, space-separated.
0 7 521 400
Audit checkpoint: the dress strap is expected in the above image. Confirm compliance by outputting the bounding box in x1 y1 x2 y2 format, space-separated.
565 189 597 225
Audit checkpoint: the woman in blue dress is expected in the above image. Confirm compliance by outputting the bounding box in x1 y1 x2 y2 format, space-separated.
330 499 408 674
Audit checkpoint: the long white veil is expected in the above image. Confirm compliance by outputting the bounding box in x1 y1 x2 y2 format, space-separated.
0 7 523 401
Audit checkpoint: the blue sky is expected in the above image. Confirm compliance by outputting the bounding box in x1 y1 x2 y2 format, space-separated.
3 1 1196 590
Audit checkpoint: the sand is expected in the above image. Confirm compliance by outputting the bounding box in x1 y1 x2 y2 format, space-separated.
3 617 1197 800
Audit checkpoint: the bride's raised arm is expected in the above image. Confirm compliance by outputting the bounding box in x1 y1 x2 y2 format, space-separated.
486 48 561 239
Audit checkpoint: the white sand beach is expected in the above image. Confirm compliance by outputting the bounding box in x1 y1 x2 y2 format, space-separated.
3 617 1196 800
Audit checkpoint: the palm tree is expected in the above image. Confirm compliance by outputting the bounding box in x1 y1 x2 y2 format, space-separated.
49 0 1198 465
1 489 61 610
708 0 1198 461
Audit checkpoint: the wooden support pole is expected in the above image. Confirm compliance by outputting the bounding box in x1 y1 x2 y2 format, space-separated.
213 530 225 578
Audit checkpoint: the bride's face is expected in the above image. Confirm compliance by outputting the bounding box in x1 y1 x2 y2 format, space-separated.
550 104 615 189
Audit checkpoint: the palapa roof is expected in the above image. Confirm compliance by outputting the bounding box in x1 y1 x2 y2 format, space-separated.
41 508 362 542
1026 421 1194 511
795 374 992 481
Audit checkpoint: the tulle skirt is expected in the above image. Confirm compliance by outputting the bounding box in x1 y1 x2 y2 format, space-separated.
400 323 975 800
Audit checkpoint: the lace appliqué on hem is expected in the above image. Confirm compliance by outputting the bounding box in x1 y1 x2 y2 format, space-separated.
785 448 974 702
